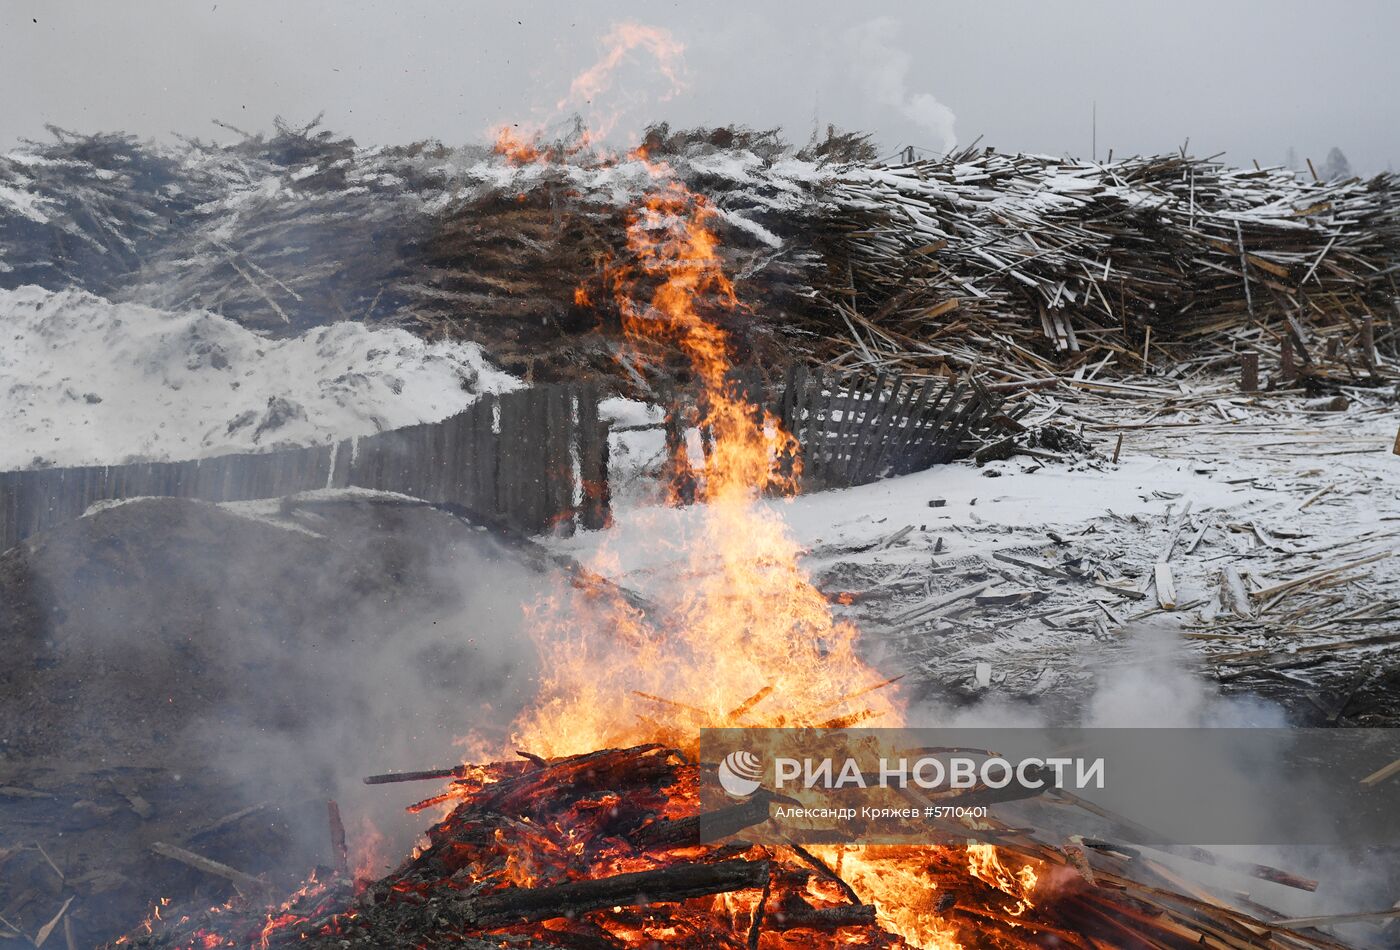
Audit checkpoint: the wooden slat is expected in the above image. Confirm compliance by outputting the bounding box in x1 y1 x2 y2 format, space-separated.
853 376 910 485
881 378 941 479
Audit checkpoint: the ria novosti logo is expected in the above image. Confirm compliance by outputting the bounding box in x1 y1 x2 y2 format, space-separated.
717 750 764 798
715 748 1106 799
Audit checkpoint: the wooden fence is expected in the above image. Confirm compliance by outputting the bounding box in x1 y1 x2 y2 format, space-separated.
775 366 1021 491
660 366 1021 496
0 385 610 551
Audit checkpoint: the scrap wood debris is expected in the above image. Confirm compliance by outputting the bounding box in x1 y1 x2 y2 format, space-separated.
3 123 1396 390
800 384 1399 717
4 118 1398 950
109 744 1356 950
0 121 825 384
810 147 1398 383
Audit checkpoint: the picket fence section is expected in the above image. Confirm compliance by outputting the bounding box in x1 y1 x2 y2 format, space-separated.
657 365 1020 498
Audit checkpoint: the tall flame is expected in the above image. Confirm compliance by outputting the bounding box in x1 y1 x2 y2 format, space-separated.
483 34 1039 948
493 125 544 164
560 22 686 117
511 168 899 757
490 21 686 156
497 152 1052 947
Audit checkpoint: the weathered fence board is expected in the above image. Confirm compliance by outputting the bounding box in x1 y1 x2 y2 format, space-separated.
575 387 610 531
0 386 610 551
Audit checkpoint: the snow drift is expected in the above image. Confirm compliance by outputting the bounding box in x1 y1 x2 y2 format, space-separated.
0 286 518 470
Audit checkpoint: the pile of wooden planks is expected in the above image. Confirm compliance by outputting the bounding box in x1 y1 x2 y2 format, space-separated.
812 148 1399 383
5 125 1396 391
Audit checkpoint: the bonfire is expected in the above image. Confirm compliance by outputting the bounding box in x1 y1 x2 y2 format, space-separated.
106 131 1355 950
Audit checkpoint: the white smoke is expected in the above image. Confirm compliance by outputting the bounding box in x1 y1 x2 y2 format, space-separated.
847 17 957 154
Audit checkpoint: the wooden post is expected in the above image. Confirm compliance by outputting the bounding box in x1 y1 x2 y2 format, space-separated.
577 387 611 531
1280 335 1296 383
477 396 498 522
497 392 524 530
1239 352 1259 392
544 386 574 534
327 800 349 875
1360 315 1376 370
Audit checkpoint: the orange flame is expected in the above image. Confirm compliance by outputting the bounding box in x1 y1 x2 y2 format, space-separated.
511 166 896 759
475 40 1040 948
967 842 1039 916
562 22 685 109
558 22 685 140
497 161 1045 947
349 815 389 887
493 125 544 164
488 22 685 156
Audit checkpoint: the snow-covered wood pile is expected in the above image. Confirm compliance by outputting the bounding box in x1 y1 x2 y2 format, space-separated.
813 147 1400 382
0 122 827 383
2 124 1396 385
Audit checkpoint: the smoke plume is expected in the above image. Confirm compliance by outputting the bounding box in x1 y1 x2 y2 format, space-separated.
848 17 957 154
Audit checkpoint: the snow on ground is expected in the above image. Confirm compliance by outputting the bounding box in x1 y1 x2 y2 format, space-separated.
0 286 518 469
571 450 1240 578
545 388 1400 716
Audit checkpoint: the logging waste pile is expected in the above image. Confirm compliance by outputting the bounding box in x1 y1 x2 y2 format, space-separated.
108 744 1354 950
1 122 1395 391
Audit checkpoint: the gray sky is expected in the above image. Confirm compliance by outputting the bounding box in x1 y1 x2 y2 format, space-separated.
3 0 1397 172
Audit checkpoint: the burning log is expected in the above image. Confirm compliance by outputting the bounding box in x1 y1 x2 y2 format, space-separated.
439 859 771 929
767 902 879 931
631 795 772 850
362 765 471 785
745 871 772 949
785 843 863 906
114 743 1359 950
325 800 349 876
